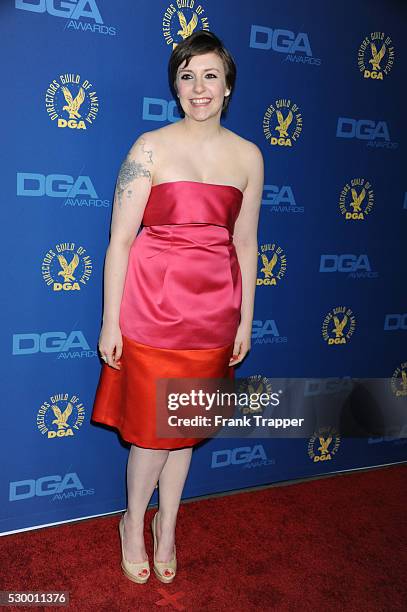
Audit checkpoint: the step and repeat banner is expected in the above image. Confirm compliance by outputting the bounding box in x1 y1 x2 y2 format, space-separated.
1 0 406 534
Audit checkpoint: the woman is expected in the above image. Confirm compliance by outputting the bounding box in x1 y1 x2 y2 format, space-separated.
91 30 263 584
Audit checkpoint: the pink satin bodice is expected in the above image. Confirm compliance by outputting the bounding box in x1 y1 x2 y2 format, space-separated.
119 181 243 350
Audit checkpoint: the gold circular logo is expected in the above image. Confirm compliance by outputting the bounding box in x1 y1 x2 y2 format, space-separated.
42 242 93 292
263 99 303 147
162 2 210 48
339 178 374 220
308 426 341 462
357 32 395 79
236 375 274 416
322 307 356 345
37 393 85 438
257 243 287 286
391 362 407 397
45 73 99 129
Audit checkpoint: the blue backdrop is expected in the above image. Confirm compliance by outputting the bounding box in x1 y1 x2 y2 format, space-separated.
1 0 406 534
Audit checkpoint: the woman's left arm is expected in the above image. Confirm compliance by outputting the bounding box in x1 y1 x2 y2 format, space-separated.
229 143 264 366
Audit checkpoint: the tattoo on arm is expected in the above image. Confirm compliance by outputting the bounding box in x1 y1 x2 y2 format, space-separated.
139 137 153 165
115 137 154 207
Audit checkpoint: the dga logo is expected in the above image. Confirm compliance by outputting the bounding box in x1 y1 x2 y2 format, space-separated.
263 99 302 146
249 25 321 66
368 427 407 446
9 472 94 502
252 319 287 345
37 393 85 438
13 330 96 359
384 313 407 331
336 117 397 149
357 32 394 80
15 0 117 36
235 375 273 416
42 242 92 291
211 444 275 469
142 98 181 123
391 362 407 397
339 178 374 220
262 184 304 213
322 307 356 345
17 172 109 208
304 378 355 397
162 1 209 48
45 74 99 129
307 426 340 462
319 254 378 279
257 243 287 286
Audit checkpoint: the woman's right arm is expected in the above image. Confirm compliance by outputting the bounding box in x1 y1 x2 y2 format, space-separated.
98 133 155 369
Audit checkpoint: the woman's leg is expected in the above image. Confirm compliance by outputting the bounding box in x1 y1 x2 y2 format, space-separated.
123 445 169 562
155 447 193 562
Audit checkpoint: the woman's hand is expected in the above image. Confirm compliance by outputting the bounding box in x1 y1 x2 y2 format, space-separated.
229 321 252 366
98 321 123 370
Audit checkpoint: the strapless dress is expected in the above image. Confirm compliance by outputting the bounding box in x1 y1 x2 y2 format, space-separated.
91 180 243 449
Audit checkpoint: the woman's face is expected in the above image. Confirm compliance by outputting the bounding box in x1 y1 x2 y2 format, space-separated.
175 51 231 121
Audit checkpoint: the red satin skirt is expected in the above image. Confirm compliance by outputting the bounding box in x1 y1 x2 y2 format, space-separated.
91 335 236 449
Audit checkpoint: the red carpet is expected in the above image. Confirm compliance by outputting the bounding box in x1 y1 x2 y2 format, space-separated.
1 464 406 611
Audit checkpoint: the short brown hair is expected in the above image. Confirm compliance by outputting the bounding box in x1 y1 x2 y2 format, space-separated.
168 30 237 116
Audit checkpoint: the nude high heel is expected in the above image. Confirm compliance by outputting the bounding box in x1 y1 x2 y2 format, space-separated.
118 514 150 584
151 511 177 583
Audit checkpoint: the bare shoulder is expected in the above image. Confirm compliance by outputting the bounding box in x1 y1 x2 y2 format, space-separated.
123 126 176 181
222 129 264 194
223 128 261 155
127 127 157 155
223 128 264 175
126 124 178 173
129 124 176 150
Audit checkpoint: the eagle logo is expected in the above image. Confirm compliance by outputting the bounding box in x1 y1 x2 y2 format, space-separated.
51 402 73 430
248 380 266 395
260 253 278 278
369 42 386 71
350 188 366 212
275 110 293 138
317 435 332 455
333 315 348 338
61 86 85 120
57 254 79 283
247 381 267 413
177 11 198 39
391 364 407 396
